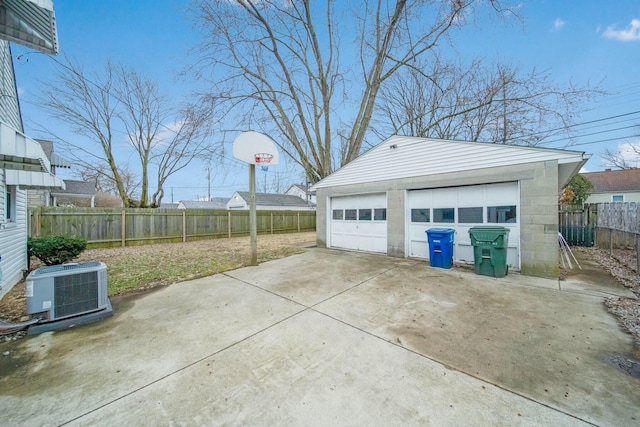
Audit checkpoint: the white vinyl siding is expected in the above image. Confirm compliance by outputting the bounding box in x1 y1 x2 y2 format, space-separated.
0 41 23 131
0 180 28 298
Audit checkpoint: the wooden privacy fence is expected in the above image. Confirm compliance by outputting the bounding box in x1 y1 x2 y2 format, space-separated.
558 204 597 246
596 202 640 251
29 207 316 249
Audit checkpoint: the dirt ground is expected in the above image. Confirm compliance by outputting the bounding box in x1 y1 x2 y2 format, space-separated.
0 232 316 325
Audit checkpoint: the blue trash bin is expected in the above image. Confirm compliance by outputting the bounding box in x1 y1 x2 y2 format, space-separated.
426 228 455 269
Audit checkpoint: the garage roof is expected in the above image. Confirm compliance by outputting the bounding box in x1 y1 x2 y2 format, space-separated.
312 136 590 190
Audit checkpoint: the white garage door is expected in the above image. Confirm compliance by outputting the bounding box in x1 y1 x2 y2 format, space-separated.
330 193 387 253
407 182 520 269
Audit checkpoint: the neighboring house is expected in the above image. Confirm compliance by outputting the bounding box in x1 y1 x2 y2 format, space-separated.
581 169 640 203
159 202 179 209
50 179 96 207
0 0 61 297
311 135 589 279
27 139 85 207
177 198 229 209
285 183 316 205
227 192 313 211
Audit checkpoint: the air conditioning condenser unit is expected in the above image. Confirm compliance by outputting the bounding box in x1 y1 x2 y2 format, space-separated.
26 261 113 334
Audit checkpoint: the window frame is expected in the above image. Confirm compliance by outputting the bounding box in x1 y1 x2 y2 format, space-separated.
5 185 17 223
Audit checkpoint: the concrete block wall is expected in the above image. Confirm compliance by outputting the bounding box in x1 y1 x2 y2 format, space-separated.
519 161 560 278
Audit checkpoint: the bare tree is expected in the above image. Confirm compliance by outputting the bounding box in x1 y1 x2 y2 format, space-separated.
189 0 517 183
375 58 602 146
39 57 215 207
601 142 640 169
76 164 139 197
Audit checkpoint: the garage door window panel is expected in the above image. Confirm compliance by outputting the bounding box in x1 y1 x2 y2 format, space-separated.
487 205 517 223
374 208 386 221
458 207 483 224
332 209 343 220
433 208 454 223
345 209 357 220
411 208 429 223
359 209 372 221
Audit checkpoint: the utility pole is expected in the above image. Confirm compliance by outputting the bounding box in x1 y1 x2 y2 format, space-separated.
207 165 211 201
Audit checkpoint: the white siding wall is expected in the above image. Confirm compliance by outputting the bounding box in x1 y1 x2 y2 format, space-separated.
0 41 23 130
0 178 28 298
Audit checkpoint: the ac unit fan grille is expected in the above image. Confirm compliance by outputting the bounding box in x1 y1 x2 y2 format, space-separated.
54 271 99 317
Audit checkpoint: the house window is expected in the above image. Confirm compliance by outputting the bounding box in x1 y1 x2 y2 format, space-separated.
359 209 372 221
433 208 454 223
5 185 16 222
487 205 517 223
411 208 429 223
344 209 357 220
374 208 386 221
458 207 483 224
612 195 624 202
332 209 343 220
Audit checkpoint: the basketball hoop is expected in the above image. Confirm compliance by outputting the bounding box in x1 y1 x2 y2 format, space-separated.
255 153 273 165
255 153 273 171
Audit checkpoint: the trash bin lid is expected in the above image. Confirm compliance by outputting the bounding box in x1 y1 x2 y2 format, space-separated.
426 228 455 235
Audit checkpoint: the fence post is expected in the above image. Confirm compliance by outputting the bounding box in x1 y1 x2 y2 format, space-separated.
228 211 231 238
182 211 186 242
271 212 273 234
121 209 126 247
297 212 300 232
636 233 640 276
609 228 613 256
33 208 40 237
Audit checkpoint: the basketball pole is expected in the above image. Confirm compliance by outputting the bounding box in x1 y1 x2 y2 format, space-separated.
249 162 258 266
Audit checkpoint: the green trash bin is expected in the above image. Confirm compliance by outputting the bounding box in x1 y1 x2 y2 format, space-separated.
468 226 510 278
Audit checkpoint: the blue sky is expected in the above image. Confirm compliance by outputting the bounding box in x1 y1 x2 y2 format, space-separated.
11 0 640 201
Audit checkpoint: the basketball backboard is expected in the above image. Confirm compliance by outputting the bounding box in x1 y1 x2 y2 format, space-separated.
232 131 279 166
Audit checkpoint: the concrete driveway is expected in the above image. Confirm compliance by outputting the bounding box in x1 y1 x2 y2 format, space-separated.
0 248 638 426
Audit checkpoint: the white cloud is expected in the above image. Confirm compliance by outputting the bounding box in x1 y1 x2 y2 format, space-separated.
603 19 640 41
553 18 565 31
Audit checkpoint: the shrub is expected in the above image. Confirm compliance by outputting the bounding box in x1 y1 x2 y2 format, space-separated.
28 235 87 266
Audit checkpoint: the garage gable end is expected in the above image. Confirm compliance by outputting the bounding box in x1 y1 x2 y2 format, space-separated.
313 136 589 190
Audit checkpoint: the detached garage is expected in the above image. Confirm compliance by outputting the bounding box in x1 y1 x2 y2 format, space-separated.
312 136 590 278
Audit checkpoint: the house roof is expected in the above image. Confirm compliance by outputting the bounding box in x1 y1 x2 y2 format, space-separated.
234 192 311 207
312 135 590 191
580 169 640 193
286 183 316 196
179 198 228 209
51 179 95 196
36 139 72 168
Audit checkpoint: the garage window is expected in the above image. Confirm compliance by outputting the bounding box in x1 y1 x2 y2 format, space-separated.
487 205 516 223
433 208 454 223
332 209 343 220
345 209 357 220
458 207 482 223
374 208 386 221
359 209 372 221
411 208 429 223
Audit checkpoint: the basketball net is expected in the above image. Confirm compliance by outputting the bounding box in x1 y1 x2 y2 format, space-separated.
255 153 273 171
